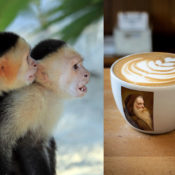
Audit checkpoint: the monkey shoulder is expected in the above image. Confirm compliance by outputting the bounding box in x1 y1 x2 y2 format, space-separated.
13 83 62 136
12 83 46 108
6 84 47 136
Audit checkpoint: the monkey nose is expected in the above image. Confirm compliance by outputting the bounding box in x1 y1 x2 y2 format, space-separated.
84 71 90 79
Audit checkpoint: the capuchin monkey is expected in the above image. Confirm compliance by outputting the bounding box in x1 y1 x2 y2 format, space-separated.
0 39 89 175
0 32 37 93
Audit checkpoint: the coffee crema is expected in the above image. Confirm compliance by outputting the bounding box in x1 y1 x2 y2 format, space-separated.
113 52 175 86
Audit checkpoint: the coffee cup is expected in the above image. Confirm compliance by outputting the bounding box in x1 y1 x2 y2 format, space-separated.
110 52 175 134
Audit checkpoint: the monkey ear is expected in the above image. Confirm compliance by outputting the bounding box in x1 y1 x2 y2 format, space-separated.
0 58 7 74
0 64 5 72
37 64 48 82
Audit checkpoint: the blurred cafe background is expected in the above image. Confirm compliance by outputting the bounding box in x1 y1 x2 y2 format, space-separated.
104 0 175 67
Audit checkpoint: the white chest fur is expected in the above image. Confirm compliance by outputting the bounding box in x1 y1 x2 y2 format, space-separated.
12 84 63 138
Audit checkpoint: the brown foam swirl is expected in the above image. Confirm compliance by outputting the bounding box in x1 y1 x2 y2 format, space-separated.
113 52 175 86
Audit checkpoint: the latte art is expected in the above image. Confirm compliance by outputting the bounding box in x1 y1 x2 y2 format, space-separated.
122 57 175 84
113 52 175 86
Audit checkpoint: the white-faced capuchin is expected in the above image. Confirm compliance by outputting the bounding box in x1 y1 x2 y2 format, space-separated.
0 32 37 93
0 39 89 175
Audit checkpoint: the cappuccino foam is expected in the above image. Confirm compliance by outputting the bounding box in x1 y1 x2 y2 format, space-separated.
113 52 175 86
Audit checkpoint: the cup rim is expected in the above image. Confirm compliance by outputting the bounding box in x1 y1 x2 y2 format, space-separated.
110 52 175 90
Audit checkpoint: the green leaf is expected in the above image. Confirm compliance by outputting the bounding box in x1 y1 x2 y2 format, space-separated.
58 4 103 43
0 0 30 31
33 0 103 43
45 0 94 17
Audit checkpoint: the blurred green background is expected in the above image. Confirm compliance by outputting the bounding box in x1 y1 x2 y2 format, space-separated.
0 0 103 43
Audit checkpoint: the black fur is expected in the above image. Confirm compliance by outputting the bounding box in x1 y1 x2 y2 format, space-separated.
0 152 11 175
0 91 17 125
0 92 11 123
14 146 51 175
12 135 56 175
0 91 14 175
47 138 56 175
0 32 19 57
31 39 66 60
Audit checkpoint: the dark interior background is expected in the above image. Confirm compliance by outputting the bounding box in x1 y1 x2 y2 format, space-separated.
104 0 175 67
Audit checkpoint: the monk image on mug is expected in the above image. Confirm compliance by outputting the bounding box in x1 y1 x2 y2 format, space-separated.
124 94 153 131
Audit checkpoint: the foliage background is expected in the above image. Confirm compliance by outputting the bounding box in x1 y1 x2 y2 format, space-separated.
0 0 103 43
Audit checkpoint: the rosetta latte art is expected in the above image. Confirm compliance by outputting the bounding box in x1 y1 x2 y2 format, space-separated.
113 53 175 86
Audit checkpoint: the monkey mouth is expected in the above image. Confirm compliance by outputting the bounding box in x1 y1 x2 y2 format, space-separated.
76 80 89 96
77 83 88 96
79 85 87 92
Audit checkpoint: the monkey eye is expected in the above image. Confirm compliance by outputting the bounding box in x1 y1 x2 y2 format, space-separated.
73 64 78 70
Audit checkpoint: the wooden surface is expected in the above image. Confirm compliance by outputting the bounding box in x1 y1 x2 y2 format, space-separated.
104 56 120 68
104 68 175 175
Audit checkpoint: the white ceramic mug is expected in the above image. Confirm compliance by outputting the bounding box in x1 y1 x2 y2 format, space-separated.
110 56 175 134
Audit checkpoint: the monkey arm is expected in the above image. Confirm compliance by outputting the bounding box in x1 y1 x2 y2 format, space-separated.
0 130 15 175
0 152 11 175
47 137 57 175
14 146 51 175
13 135 55 175
0 92 16 174
12 137 56 175
0 148 12 175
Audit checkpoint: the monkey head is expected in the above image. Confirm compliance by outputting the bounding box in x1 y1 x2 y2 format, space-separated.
31 39 90 97
0 32 37 91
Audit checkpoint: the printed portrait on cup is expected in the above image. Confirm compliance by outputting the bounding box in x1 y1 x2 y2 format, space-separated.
122 87 154 131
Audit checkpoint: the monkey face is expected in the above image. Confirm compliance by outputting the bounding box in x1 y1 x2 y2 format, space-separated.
67 57 90 97
0 38 37 90
17 53 37 86
12 39 37 87
37 47 90 97
58 51 90 97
